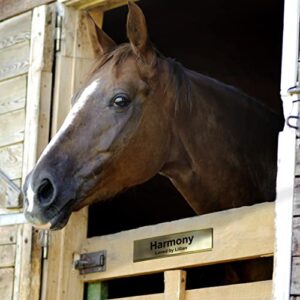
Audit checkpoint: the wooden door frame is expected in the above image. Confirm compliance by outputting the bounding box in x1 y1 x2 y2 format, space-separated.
272 0 300 299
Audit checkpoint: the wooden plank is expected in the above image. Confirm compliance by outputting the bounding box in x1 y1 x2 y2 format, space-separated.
291 257 300 295
0 0 54 21
0 244 16 267
185 280 272 300
22 2 55 179
61 0 131 11
295 139 300 176
0 41 30 81
0 11 31 49
164 270 186 300
19 5 56 300
0 75 26 115
110 295 162 300
0 109 25 147
0 225 17 245
80 202 274 282
0 169 21 208
109 281 272 300
0 268 14 300
0 143 23 180
293 217 300 256
294 177 300 217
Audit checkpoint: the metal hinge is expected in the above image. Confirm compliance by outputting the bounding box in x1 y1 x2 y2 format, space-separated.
74 250 106 274
40 230 49 259
286 85 300 133
55 14 62 52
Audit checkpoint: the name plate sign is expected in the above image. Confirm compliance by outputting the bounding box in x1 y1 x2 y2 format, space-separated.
133 228 213 262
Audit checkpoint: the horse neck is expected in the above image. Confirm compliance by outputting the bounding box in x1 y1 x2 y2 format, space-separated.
160 68 280 214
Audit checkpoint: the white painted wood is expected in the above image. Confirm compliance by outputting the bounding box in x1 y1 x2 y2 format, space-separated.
272 0 300 299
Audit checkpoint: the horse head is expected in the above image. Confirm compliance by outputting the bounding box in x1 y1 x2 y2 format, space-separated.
23 3 174 229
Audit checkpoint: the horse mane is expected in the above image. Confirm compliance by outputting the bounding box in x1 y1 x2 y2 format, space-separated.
76 44 282 131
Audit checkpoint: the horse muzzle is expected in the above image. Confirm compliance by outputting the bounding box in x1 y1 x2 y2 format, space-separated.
23 171 77 230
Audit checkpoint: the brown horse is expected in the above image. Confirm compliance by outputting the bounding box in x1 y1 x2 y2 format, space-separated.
23 2 283 230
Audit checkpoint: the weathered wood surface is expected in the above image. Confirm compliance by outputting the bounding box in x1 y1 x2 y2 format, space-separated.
0 41 30 81
109 280 272 300
22 4 55 179
291 256 300 295
0 0 53 21
0 11 31 49
293 217 300 256
81 202 274 282
0 268 14 300
0 244 16 267
0 143 23 180
0 225 17 245
0 109 25 147
0 75 26 115
0 169 21 208
294 177 300 217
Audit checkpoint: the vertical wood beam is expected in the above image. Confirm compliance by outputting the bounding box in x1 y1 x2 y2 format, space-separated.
17 4 55 300
164 270 186 300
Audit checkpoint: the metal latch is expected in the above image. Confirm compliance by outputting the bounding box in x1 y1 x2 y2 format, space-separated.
287 85 300 132
288 85 300 95
74 250 106 274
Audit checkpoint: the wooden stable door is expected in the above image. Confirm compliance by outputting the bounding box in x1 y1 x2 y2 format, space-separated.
40 0 300 300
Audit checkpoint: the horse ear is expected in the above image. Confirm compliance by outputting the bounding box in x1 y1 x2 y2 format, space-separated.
87 12 116 54
127 1 155 65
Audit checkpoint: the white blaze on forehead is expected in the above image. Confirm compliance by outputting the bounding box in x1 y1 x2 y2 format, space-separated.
27 184 35 213
37 79 100 164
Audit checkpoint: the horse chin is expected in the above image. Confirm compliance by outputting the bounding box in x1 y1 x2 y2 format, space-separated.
48 199 75 230
49 209 72 230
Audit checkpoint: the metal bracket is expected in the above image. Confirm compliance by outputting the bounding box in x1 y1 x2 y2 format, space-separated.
288 85 300 95
74 250 106 274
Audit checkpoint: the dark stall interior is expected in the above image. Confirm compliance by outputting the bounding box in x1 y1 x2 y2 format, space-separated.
88 0 284 238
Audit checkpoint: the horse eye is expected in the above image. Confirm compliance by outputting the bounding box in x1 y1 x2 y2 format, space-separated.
112 96 131 108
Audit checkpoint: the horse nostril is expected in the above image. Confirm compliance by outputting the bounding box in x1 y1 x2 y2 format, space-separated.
37 179 54 206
